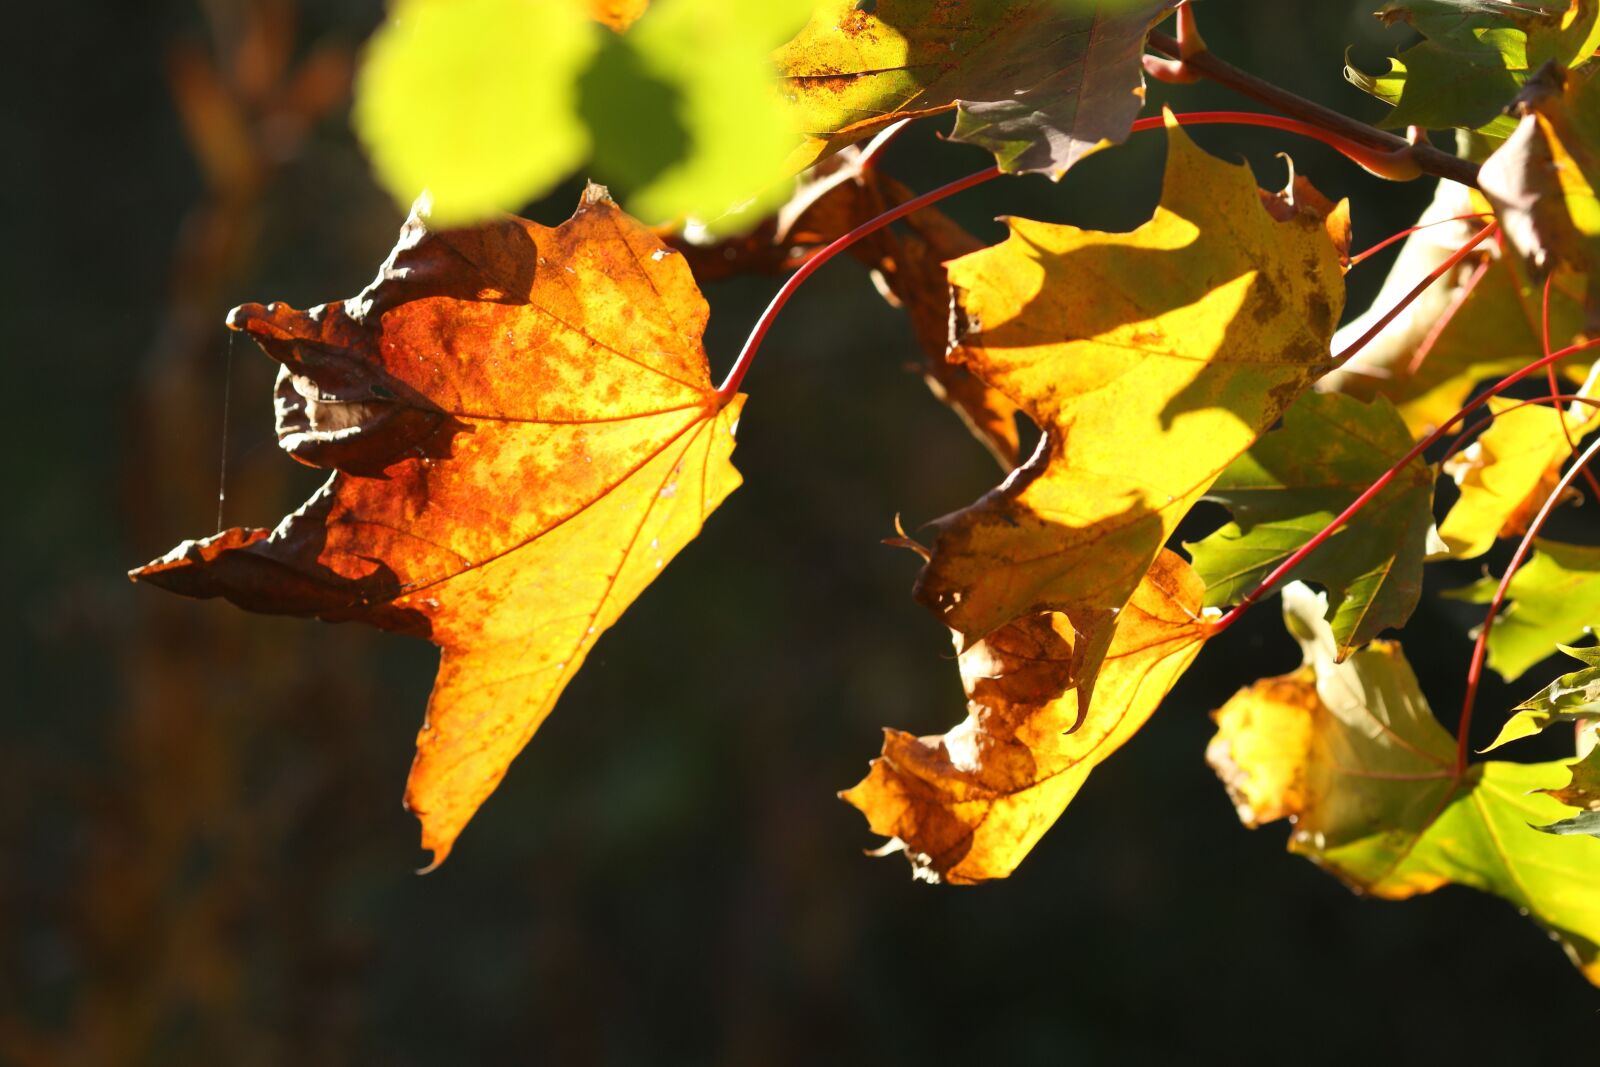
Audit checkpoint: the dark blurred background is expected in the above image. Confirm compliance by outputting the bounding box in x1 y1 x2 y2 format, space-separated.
5 2 1598 1064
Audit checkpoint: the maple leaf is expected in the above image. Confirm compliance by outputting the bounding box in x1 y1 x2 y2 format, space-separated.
1483 642 1600 746
131 186 744 867
668 148 1024 466
1208 584 1600 986
1186 392 1437 658
1437 385 1600 558
775 0 1178 178
1446 541 1600 679
843 549 1206 884
915 117 1345 660
1346 0 1600 135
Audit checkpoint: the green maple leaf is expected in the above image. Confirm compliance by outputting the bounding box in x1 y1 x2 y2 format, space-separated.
1483 643 1600 748
1345 0 1600 136
1447 541 1600 682
1185 392 1436 659
1208 584 1600 986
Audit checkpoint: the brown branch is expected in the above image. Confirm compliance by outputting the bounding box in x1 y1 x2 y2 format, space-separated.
1147 30 1481 189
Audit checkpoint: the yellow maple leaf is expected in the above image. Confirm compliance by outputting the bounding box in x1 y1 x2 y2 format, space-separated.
1439 376 1600 558
916 115 1345 655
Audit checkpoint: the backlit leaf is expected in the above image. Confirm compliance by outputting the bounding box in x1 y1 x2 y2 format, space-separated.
776 0 1178 177
844 549 1206 884
1186 392 1436 657
915 118 1345 658
1447 541 1600 680
1539 744 1600 835
1325 182 1590 437
1438 386 1600 558
132 187 744 866
1345 0 1600 135
1480 63 1600 288
1485 642 1600 745
1209 583 1600 986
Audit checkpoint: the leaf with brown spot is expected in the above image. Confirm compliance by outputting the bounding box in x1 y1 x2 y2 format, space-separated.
1539 742 1600 836
131 185 744 867
916 117 1345 668
844 549 1206 884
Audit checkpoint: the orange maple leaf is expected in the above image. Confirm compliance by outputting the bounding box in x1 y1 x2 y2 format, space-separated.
132 185 744 867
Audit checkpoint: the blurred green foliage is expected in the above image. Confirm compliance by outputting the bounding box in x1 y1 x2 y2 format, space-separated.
356 0 810 231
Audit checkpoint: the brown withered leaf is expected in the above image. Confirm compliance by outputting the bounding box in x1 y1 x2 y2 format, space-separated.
132 185 744 867
844 549 1206 884
669 150 1024 466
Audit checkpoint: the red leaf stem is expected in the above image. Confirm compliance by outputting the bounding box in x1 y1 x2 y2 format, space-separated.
1335 222 1499 367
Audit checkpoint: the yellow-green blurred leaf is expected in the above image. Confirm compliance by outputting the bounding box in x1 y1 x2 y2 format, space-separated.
606 0 813 232
354 0 599 225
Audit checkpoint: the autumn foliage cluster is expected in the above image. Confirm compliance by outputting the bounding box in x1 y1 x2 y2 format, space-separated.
133 0 1600 986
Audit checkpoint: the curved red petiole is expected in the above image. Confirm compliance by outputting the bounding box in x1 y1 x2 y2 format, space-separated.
715 164 1001 401
1336 222 1498 367
1539 274 1600 499
1348 212 1493 268
718 108 1450 402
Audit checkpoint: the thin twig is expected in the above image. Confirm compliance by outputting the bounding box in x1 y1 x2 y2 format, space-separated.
1147 30 1481 188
